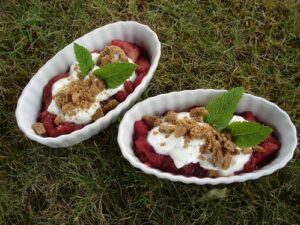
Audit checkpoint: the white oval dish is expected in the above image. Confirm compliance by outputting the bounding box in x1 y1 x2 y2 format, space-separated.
118 89 297 185
16 21 161 148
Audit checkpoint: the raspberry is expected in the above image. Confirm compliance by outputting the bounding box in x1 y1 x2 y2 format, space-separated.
124 81 134 93
264 135 279 145
134 136 162 166
241 111 258 122
134 120 150 138
111 40 141 62
115 90 128 102
136 57 150 74
38 111 57 137
56 122 84 136
243 156 257 172
133 74 146 87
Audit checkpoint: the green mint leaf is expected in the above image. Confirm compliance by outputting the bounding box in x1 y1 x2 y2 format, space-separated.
93 62 136 88
74 43 94 77
226 121 273 148
204 87 244 131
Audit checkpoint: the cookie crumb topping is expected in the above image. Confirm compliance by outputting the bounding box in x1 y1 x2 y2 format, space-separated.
32 122 46 135
102 99 119 114
97 45 128 66
54 115 63 125
53 76 105 116
143 115 161 127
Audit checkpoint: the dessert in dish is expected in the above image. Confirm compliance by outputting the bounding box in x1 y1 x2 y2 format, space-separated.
133 87 281 178
32 40 150 137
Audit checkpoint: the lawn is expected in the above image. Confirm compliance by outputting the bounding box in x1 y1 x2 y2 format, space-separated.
1 0 299 224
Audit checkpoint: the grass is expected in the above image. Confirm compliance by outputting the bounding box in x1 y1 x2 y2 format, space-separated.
0 0 299 224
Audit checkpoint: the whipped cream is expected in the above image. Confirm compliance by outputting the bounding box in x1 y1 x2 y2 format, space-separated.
147 113 251 176
47 53 136 124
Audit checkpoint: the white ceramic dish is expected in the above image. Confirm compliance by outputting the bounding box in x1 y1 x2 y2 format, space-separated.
118 89 297 185
16 21 161 148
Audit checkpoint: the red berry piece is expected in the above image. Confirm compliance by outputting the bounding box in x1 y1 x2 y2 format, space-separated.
160 156 177 173
115 90 128 102
124 80 134 93
56 122 84 136
134 120 150 138
243 156 257 172
38 111 57 137
241 111 258 122
252 142 280 166
136 57 150 74
111 40 141 62
264 135 279 145
179 164 195 177
133 74 146 87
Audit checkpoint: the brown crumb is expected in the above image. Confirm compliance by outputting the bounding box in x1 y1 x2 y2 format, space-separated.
102 99 119 114
32 122 46 135
198 155 206 161
54 116 63 125
222 152 232 169
190 125 208 139
159 124 175 134
189 107 208 117
164 111 177 123
153 131 159 135
97 45 128 65
183 134 191 148
174 126 188 138
241 148 253 154
210 147 223 167
224 140 236 152
207 170 219 178
160 142 166 146
253 145 265 152
193 116 203 122
54 76 105 116
143 115 161 127
92 108 104 121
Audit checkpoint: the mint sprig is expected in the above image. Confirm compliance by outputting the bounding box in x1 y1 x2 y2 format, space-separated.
93 62 136 88
226 121 273 148
204 87 244 131
74 43 94 77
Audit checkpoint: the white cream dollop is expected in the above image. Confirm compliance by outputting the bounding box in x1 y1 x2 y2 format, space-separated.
147 113 251 176
47 53 136 124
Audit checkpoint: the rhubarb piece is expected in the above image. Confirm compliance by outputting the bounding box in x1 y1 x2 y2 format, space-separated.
115 90 128 102
56 122 84 136
241 111 258 122
136 57 150 74
134 120 150 138
133 74 146 87
124 80 134 93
